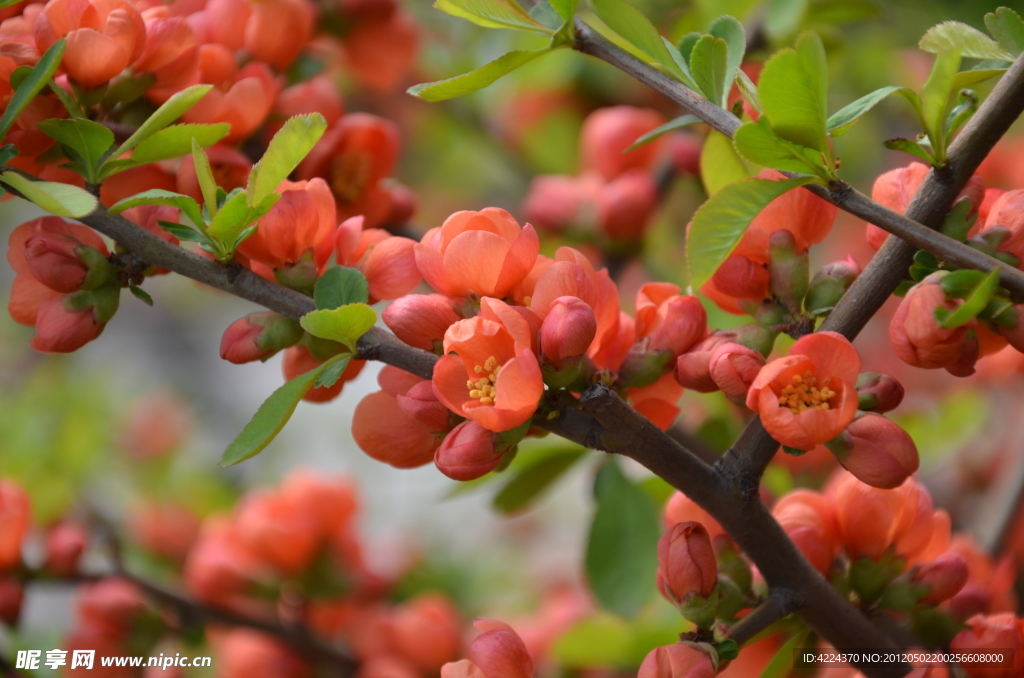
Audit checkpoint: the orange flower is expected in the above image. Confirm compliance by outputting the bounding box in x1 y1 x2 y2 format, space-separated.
889 274 973 372
432 298 544 432
334 215 421 302
265 76 344 140
580 106 666 181
243 0 314 71
772 490 839 575
351 367 440 468
237 178 336 271
35 0 146 88
132 7 199 90
416 208 540 299
746 331 860 451
341 5 418 92
0 480 30 572
298 112 401 227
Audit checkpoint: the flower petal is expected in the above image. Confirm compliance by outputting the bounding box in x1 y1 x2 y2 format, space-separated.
493 223 539 298
443 230 509 297
790 331 862 385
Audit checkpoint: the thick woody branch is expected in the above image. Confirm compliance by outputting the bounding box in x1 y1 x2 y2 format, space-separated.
727 592 800 647
572 22 1024 298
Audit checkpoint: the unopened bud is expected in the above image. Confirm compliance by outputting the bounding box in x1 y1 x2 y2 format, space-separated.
656 521 718 616
619 347 674 388
768 230 809 313
469 619 535 678
912 552 969 605
220 312 303 364
946 331 980 378
733 323 777 358
540 296 597 363
434 421 504 481
638 642 717 678
805 255 861 315
994 304 1024 353
25 235 112 293
674 334 730 392
825 414 919 489
382 294 462 353
31 283 120 354
855 372 905 413
44 522 88 577
397 381 453 433
708 343 765 406
598 169 657 241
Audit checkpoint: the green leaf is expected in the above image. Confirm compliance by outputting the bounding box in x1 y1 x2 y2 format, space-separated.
493 447 587 514
939 269 986 297
677 32 701 66
735 67 762 113
765 0 808 40
191 138 219 217
314 266 370 309
708 15 746 102
408 49 549 102
585 461 660 618
733 118 828 175
804 0 879 25
300 304 377 352
826 85 907 136
0 172 97 218
919 50 961 156
690 35 730 107
687 175 818 290
122 123 230 166
919 21 1015 62
247 113 328 207
986 7 1024 57
548 0 577 21
314 355 352 389
157 220 208 243
36 118 115 182
884 137 935 164
435 0 553 33
588 0 687 82
937 268 1000 329
114 84 214 157
758 31 830 153
109 189 205 230
952 68 1005 90
129 284 154 306
0 39 66 141
662 38 700 92
220 353 350 466
700 129 752 196
758 627 810 678
206 190 253 246
624 114 700 152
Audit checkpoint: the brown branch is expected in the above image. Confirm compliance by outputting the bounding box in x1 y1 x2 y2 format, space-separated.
727 592 800 647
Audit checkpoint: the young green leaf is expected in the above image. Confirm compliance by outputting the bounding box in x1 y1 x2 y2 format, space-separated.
585 461 660 618
677 32 701 66
708 15 746 101
883 138 935 164
624 114 701 152
314 266 370 310
939 269 986 297
952 68 1005 90
688 175 818 290
757 31 830 153
191 138 220 218
435 0 553 33
662 39 700 92
129 284 154 306
206 190 253 247
826 85 908 136
937 268 1000 329
0 172 97 218
493 448 587 514
919 21 1015 62
690 35 730 107
157 220 208 243
36 118 114 181
246 113 328 207
114 84 214 157
108 189 205 229
735 67 762 113
985 7 1024 57
220 352 350 466
547 0 577 21
314 355 352 389
733 119 829 175
765 0 808 40
587 0 688 82
121 123 231 166
919 50 961 160
300 303 377 352
0 39 66 141
408 48 550 102
700 129 752 196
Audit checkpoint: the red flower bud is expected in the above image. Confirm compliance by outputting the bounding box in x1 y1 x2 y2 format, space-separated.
656 521 717 606
772 490 839 575
44 522 88 577
669 133 702 176
30 292 107 353
78 578 145 636
0 578 23 626
638 642 717 678
522 174 600 233
828 414 919 489
24 233 92 292
396 380 453 433
469 619 535 678
708 254 770 301
708 342 765 405
598 169 657 241
434 421 503 481
855 372 905 413
913 552 969 604
220 312 303 364
540 296 597 363
674 334 731 392
581 106 665 180
636 283 707 357
282 346 365 403
382 294 461 352
390 594 462 672
890 274 970 371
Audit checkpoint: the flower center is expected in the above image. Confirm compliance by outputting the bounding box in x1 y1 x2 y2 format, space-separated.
331 151 372 204
465 356 501 406
778 371 836 413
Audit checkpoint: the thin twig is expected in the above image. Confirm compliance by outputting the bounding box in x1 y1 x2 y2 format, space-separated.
727 592 801 646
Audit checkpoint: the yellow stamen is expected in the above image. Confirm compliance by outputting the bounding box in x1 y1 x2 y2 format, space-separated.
467 355 502 406
778 371 836 414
